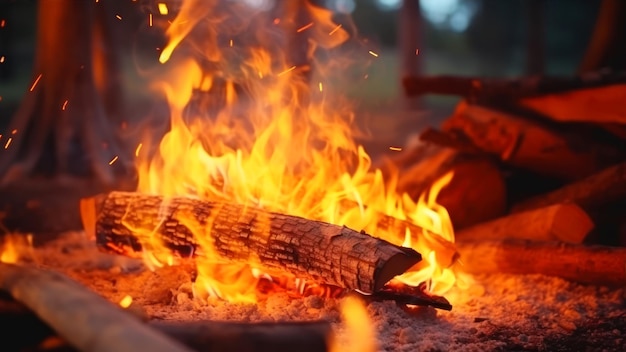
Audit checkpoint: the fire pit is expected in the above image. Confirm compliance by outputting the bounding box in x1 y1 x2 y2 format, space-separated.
0 0 625 351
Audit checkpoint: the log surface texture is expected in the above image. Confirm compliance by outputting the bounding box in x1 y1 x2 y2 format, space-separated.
90 191 422 293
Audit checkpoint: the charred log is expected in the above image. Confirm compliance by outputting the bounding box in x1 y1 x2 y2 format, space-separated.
83 191 422 293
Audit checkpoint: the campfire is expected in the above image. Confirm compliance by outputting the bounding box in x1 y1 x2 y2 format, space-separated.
0 0 625 351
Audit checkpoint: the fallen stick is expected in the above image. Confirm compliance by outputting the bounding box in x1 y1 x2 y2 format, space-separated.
512 161 626 212
402 71 626 101
0 293 333 352
456 239 626 286
83 191 422 293
0 262 193 352
456 203 594 244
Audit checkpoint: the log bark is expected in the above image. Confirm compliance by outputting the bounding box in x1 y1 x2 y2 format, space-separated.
512 161 626 212
84 191 422 293
442 101 620 180
455 239 626 286
456 203 594 244
0 262 193 352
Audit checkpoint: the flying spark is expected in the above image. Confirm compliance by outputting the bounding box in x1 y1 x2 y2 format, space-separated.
30 74 42 92
149 14 153 27
109 156 118 165
329 24 342 35
4 138 12 149
0 56 5 63
11 129 16 135
62 100 68 110
229 39 233 47
135 143 143 157
0 20 5 28
389 146 402 151
158 3 169 15
318 82 323 92
115 14 122 20
297 22 313 33
368 51 378 57
277 66 296 76
415 49 420 55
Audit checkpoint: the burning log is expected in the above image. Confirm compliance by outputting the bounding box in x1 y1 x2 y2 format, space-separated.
512 161 626 212
0 262 193 352
456 203 594 244
456 239 626 286
83 191 422 293
440 102 621 181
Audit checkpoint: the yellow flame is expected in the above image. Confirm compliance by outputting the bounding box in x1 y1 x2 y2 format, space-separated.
135 0 458 302
0 234 33 264
330 296 376 352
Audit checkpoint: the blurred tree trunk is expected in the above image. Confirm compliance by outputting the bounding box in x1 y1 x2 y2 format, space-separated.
0 0 130 185
579 0 626 73
525 0 544 75
399 0 422 108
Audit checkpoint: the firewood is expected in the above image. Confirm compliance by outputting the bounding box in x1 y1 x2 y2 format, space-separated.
0 262 193 352
394 147 507 230
149 320 331 352
83 191 422 293
442 101 620 180
518 84 626 124
456 239 626 286
512 162 626 212
402 71 626 101
0 292 332 352
456 203 594 244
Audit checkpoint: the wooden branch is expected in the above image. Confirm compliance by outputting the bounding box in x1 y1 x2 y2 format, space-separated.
149 320 331 352
0 262 193 352
456 203 594 244
518 84 626 125
0 293 332 352
513 162 626 212
455 239 626 286
402 71 626 100
84 191 422 293
443 101 619 180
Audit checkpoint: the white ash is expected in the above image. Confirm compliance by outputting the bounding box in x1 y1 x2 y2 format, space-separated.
32 232 626 351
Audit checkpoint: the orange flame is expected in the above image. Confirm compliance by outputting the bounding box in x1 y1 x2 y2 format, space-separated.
134 1 458 301
0 234 33 264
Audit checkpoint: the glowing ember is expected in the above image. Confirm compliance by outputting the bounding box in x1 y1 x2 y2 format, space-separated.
119 295 133 308
135 0 457 302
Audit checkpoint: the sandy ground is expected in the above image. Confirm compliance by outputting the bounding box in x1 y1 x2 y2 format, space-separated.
23 231 626 352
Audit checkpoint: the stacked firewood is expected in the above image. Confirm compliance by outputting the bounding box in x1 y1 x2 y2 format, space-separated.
392 71 626 286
